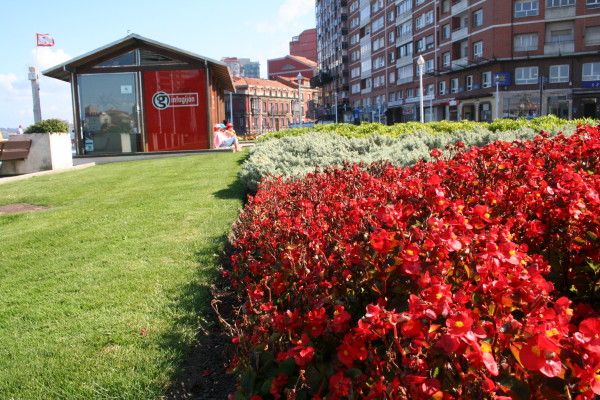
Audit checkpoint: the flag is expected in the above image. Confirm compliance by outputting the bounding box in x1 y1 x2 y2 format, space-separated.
36 33 54 47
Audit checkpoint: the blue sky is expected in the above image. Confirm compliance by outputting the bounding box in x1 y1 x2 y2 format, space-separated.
0 0 315 129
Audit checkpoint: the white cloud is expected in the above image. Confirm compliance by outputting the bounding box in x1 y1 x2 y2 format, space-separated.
30 47 72 72
256 0 314 33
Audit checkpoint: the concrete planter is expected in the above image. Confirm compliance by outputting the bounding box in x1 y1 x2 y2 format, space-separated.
0 132 73 175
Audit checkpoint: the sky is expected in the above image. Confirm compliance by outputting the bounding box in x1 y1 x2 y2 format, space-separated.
0 0 316 129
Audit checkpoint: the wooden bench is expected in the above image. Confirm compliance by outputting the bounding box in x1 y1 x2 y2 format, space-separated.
0 139 33 161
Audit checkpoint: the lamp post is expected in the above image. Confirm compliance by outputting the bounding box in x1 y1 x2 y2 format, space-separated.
334 92 338 123
494 74 500 120
417 55 425 123
297 72 303 125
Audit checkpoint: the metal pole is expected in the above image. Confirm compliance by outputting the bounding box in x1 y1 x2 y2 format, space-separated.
229 91 233 124
334 93 338 123
297 73 303 125
419 66 424 123
495 75 500 120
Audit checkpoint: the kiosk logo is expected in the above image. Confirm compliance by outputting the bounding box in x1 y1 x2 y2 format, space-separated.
152 91 199 110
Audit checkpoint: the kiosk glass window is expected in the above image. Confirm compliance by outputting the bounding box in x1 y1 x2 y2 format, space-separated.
78 73 140 154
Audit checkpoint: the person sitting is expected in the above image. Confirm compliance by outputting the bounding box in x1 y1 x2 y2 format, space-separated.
213 123 242 152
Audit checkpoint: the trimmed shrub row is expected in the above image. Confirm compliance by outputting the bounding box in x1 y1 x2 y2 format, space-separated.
240 124 584 193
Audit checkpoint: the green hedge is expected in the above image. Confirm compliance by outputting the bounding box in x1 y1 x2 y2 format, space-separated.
25 119 69 134
240 120 588 193
257 115 596 142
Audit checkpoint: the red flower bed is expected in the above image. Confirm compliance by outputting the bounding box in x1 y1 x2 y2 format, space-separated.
228 126 600 399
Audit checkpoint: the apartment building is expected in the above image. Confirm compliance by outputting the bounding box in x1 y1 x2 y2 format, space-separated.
314 0 351 121
339 0 600 123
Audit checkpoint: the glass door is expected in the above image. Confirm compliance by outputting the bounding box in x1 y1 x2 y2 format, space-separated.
78 73 140 154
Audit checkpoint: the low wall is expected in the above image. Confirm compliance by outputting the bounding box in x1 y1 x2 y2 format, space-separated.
0 133 73 175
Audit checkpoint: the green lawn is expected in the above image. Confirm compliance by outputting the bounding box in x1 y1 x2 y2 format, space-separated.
0 153 246 399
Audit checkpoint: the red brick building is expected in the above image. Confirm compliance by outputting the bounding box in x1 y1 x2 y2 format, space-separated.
318 0 600 123
290 28 318 62
267 55 318 80
229 76 320 137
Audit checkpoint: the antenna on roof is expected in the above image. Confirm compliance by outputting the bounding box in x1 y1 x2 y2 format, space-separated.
127 30 131 35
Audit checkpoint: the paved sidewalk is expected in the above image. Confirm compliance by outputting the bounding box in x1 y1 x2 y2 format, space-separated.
0 163 96 185
0 144 252 185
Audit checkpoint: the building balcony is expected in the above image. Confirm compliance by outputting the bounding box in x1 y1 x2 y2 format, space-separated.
451 0 469 15
545 5 575 20
452 26 468 42
361 87 372 95
396 55 413 68
396 32 413 44
397 76 413 85
361 68 372 79
451 57 469 70
544 40 574 55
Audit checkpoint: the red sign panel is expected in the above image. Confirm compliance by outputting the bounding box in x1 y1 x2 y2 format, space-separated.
143 70 208 152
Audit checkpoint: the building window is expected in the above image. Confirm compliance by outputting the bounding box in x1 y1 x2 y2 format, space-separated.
515 66 539 84
351 83 360 94
416 14 425 30
515 0 539 17
584 26 600 45
442 24 451 39
442 0 450 13
439 81 447 95
389 71 396 83
482 71 492 88
549 65 569 83
351 67 361 78
389 51 395 63
587 0 600 8
473 41 483 58
451 78 459 93
398 65 412 79
443 52 451 67
372 16 385 32
426 35 434 49
473 10 483 27
583 62 600 81
546 0 574 6
514 33 538 51
389 31 395 43
373 37 385 51
549 28 573 43
406 88 414 98
427 84 435 95
399 42 413 57
416 0 426 5
398 0 412 14
426 59 434 73
373 56 385 69
362 59 372 73
466 75 473 91
400 21 412 36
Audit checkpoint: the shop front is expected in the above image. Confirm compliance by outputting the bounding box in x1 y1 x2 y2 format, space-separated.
43 34 234 154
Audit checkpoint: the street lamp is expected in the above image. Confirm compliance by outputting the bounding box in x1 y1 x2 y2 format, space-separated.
494 74 500 120
417 55 425 123
297 72 303 125
334 92 338 123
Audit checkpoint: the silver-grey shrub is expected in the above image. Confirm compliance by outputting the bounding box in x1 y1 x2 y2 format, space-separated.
239 124 579 193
